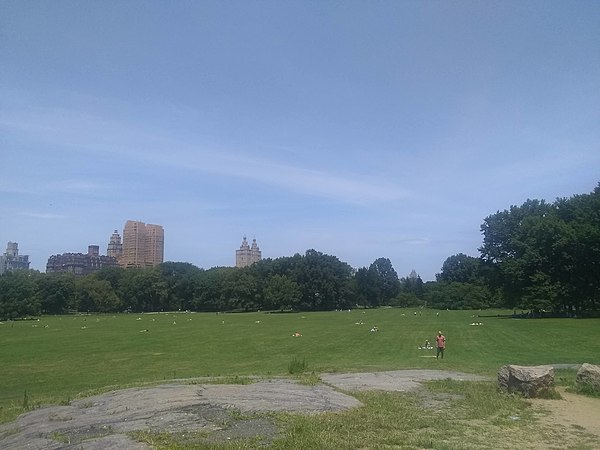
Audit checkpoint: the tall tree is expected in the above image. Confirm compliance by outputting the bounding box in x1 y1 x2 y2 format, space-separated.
221 269 261 311
425 281 492 310
120 268 168 312
75 277 121 313
158 262 203 310
263 274 301 310
37 272 77 314
478 185 600 312
437 253 482 284
354 267 378 307
0 270 41 319
400 271 425 299
291 250 354 311
367 258 400 306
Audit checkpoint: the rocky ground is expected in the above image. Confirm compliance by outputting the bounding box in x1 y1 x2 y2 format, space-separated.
1 369 597 449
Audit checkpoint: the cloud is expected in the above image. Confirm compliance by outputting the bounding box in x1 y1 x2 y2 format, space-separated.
47 179 107 193
0 102 409 205
0 185 38 195
399 237 431 245
0 179 107 196
182 152 409 204
17 212 66 219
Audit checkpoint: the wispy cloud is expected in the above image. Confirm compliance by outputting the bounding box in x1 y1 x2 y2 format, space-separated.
174 151 409 204
387 236 432 246
17 212 66 219
0 185 38 195
400 237 431 245
0 179 107 195
1 103 409 205
47 179 107 193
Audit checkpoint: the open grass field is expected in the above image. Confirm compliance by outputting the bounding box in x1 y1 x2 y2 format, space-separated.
1 308 598 420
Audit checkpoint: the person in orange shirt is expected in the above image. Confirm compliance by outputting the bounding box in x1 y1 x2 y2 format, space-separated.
435 331 446 359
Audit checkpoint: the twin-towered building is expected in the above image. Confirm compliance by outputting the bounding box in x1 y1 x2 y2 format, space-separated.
236 236 262 268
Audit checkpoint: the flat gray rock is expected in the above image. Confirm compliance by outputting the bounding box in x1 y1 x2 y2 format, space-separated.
0 379 360 449
0 370 487 448
322 369 489 392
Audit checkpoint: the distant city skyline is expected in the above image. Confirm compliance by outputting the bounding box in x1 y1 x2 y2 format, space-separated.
2 234 427 277
2 2 599 280
42 218 165 275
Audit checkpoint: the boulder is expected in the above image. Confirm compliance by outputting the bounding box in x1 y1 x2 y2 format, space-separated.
498 365 555 398
576 363 600 391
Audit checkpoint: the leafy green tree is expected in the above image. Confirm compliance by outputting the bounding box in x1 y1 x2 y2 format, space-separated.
75 277 121 313
264 274 301 310
391 292 423 307
437 253 482 284
221 269 261 311
119 268 168 312
367 258 400 306
0 270 41 319
193 267 233 311
94 266 126 294
478 184 600 313
36 272 77 314
158 262 203 311
480 199 553 264
554 185 600 312
425 281 493 310
480 199 553 308
400 272 425 299
353 267 378 307
291 250 354 311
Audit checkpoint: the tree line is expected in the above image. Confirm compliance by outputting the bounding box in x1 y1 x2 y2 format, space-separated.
1 183 598 318
0 251 427 318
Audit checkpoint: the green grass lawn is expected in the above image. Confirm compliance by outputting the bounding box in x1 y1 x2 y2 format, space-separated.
1 307 597 419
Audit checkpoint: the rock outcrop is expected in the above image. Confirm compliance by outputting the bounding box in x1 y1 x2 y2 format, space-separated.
498 364 555 397
576 363 600 391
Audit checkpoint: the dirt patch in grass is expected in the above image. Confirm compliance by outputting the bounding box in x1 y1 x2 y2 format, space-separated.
528 387 600 448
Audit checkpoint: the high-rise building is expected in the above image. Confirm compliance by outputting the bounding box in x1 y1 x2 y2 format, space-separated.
0 242 30 275
46 245 119 275
145 224 164 266
120 220 164 268
236 236 261 268
107 230 123 258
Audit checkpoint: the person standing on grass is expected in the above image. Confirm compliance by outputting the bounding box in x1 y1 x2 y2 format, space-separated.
435 331 446 359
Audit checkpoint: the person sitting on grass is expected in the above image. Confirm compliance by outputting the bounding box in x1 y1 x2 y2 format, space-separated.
419 340 433 350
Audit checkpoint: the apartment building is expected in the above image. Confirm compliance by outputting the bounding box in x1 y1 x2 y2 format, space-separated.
119 221 164 268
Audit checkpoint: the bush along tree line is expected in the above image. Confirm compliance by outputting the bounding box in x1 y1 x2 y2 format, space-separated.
1 184 598 318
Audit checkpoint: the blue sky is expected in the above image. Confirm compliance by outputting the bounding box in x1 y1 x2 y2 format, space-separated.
1 1 599 280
